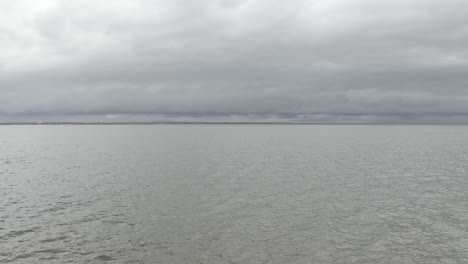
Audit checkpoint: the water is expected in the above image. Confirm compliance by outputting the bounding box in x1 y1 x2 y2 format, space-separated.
1 125 468 264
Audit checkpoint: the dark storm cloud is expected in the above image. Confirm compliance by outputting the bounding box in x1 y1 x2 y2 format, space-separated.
1 0 468 121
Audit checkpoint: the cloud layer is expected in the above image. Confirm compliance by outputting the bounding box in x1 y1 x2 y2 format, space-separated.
1 0 468 122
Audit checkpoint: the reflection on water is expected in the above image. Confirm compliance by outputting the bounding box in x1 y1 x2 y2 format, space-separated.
1 125 468 263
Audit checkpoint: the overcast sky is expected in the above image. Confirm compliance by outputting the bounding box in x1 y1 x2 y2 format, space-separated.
1 0 468 123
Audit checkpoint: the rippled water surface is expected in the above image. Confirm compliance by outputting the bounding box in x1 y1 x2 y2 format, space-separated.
2 125 468 263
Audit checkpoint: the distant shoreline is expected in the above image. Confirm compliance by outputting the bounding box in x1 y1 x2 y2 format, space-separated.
1 122 468 125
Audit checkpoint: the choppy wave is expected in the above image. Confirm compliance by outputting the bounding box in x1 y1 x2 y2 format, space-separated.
1 125 468 263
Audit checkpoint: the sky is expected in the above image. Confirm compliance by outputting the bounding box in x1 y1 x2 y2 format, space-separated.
1 0 468 123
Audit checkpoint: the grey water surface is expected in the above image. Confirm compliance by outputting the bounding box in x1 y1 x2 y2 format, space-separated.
1 125 468 264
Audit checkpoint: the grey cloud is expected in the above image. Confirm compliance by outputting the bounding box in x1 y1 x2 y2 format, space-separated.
1 0 468 122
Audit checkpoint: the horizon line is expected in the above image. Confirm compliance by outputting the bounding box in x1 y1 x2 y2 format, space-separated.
2 122 468 125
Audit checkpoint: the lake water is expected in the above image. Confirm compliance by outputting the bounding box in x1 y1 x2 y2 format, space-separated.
1 125 468 263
